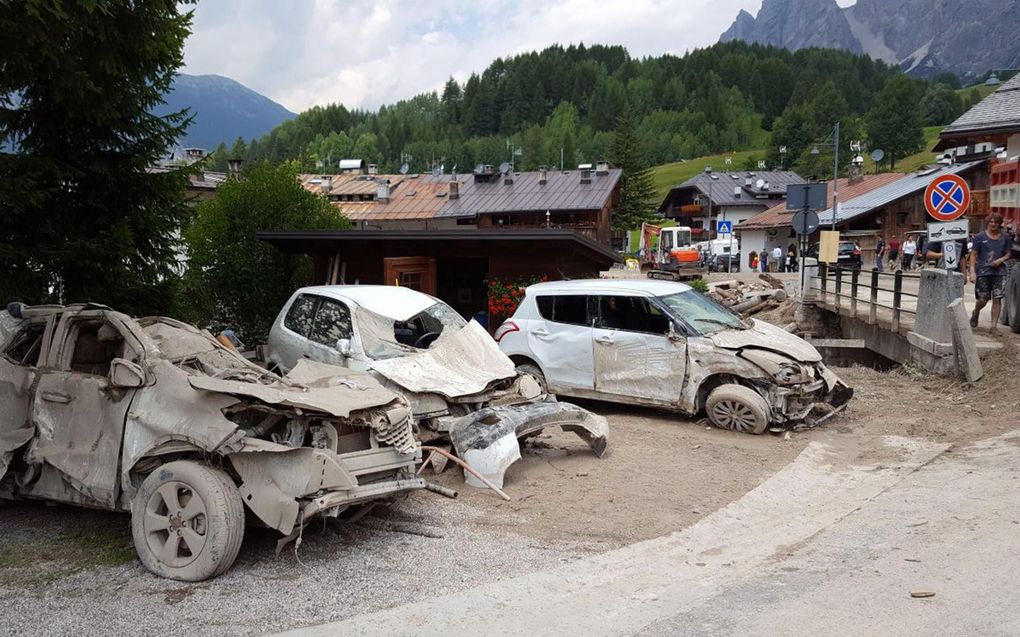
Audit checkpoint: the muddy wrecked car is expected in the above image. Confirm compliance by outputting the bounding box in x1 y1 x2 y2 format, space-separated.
264 286 608 487
496 280 853 435
0 302 424 581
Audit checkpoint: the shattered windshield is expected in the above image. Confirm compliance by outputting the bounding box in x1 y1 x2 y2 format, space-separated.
657 291 747 334
358 302 467 360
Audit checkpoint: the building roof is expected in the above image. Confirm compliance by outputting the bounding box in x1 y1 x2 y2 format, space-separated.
937 74 1020 148
815 162 984 227
436 168 623 218
300 168 623 222
737 173 905 231
660 170 805 211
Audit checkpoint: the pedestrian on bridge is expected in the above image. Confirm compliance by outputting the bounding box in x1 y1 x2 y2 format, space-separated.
888 236 900 269
969 213 1012 332
874 234 885 272
902 236 917 270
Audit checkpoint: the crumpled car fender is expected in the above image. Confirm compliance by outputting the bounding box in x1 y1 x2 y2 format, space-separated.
448 399 608 489
229 438 357 534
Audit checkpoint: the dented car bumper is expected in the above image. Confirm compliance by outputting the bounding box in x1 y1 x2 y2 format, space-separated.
766 367 854 427
447 399 609 489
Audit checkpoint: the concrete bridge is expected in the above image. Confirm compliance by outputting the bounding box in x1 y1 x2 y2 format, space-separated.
799 262 1003 379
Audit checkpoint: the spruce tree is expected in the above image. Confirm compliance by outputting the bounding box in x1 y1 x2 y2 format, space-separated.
608 111 657 231
0 0 195 314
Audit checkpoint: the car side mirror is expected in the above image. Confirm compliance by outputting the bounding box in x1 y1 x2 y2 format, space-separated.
109 358 145 388
335 338 351 356
667 323 684 341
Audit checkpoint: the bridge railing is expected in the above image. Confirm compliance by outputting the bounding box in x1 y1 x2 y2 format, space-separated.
808 264 920 333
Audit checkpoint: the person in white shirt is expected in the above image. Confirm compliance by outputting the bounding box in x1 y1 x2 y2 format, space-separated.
902 237 917 270
771 246 783 272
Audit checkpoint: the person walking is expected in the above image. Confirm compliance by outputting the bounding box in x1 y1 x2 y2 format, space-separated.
902 236 917 270
772 245 783 273
888 236 900 269
969 214 1012 332
874 234 886 272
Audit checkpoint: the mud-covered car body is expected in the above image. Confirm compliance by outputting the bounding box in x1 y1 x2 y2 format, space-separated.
265 286 608 487
0 303 423 576
496 280 852 433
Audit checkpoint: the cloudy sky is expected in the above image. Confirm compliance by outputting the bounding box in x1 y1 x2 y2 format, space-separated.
182 0 854 114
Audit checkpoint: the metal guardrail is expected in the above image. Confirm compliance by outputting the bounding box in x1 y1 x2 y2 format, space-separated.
807 264 920 333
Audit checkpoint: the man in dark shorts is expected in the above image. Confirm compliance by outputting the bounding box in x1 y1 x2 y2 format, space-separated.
969 214 1012 332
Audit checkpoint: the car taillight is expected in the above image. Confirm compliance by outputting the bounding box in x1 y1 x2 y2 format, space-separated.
493 321 520 343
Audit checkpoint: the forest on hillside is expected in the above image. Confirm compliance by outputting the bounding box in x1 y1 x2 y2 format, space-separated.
205 41 975 177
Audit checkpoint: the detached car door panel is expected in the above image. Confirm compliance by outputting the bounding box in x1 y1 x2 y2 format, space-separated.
527 295 594 390
591 295 685 405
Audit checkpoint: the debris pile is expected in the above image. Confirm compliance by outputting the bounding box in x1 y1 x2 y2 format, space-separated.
707 274 790 319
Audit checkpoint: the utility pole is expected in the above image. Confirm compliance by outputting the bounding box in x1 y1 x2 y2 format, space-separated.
832 122 840 231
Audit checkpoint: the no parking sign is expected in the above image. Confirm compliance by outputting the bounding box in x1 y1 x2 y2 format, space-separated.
924 174 970 222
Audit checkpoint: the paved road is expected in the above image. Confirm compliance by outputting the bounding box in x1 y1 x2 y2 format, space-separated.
280 430 1020 636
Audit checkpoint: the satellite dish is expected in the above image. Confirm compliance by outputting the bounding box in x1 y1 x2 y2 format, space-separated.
499 162 511 175
755 178 765 189
432 166 441 178
474 163 485 174
871 149 885 162
399 163 409 175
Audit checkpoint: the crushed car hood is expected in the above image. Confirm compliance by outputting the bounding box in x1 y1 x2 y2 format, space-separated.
709 319 822 363
369 320 517 399
188 359 400 417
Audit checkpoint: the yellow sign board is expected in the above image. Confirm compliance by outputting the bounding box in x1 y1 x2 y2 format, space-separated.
818 230 840 263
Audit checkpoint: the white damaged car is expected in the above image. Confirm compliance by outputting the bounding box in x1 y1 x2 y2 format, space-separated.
265 286 608 488
495 280 852 434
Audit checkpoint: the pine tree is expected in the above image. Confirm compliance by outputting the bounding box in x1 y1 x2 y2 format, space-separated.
608 111 657 231
0 0 195 314
866 75 925 168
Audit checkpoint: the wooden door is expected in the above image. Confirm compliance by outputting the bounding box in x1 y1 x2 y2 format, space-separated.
383 257 437 295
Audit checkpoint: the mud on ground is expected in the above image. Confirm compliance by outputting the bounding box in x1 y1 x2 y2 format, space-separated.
3 324 1019 635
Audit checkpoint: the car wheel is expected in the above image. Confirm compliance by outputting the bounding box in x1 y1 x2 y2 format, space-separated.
705 384 771 435
515 363 547 393
131 460 245 581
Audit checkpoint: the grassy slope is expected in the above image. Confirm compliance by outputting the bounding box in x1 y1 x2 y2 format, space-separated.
893 125 944 173
650 150 763 200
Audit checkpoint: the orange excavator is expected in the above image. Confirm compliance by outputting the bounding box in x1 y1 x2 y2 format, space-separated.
639 223 706 281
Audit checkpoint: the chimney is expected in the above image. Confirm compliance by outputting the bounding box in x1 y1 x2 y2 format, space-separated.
539 165 548 185
504 173 514 186
733 186 741 199
323 175 333 198
368 163 378 175
762 181 770 191
227 158 243 177
580 167 592 185
595 160 610 176
744 177 752 187
376 180 390 203
449 179 459 200
848 163 865 185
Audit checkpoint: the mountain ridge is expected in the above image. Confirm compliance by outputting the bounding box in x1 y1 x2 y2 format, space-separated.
720 0 1020 79
154 73 295 150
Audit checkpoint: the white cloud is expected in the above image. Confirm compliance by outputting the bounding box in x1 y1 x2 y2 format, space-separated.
183 0 764 113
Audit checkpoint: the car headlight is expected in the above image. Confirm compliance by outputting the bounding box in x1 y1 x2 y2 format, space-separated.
775 363 811 384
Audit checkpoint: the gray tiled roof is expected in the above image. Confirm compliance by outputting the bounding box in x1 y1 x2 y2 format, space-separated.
435 168 622 218
942 74 1020 135
818 161 983 227
666 170 805 208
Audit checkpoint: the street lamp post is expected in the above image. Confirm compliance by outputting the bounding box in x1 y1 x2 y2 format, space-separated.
704 166 713 258
812 122 841 231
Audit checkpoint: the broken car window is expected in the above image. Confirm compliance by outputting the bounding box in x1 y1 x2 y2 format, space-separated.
284 294 318 337
357 301 466 359
4 324 45 366
68 320 128 376
309 298 353 346
657 291 746 334
536 295 588 326
595 296 672 334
